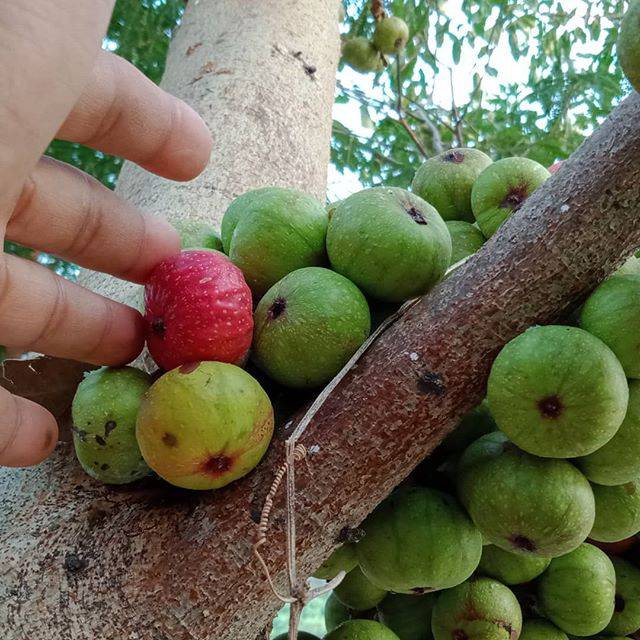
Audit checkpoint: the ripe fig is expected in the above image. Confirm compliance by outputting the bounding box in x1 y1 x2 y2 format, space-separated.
373 16 410 54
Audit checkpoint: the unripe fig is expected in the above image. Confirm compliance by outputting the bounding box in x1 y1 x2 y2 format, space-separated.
487 325 628 458
412 148 492 222
72 366 151 484
325 593 354 633
478 545 550 585
342 37 383 73
519 620 567 640
445 221 485 266
325 620 401 640
580 274 640 379
590 479 640 543
314 544 359 580
334 567 387 611
471 157 549 238
373 17 410 54
604 557 640 636
377 592 436 640
221 187 328 298
136 362 273 490
253 267 371 388
619 0 640 92
175 220 223 251
538 543 615 636
327 187 452 302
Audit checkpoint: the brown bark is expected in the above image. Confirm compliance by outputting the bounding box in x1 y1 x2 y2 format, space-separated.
1 92 640 639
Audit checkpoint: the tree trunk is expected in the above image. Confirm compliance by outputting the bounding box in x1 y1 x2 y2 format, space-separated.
80 0 340 306
2 89 640 639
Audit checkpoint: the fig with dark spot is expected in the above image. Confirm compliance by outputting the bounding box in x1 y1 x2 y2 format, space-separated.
377 592 436 640
430 577 522 640
221 187 328 298
412 148 492 222
619 0 640 92
356 487 482 593
538 543 615 636
136 362 273 490
518 620 567 640
445 221 485 266
253 267 370 388
373 16 410 54
471 157 549 238
175 220 223 251
314 543 359 580
327 188 451 302
478 545 550 585
580 274 640 379
576 380 640 486
457 432 595 557
487 325 628 458
325 620 401 640
342 37 383 73
72 366 151 484
590 479 640 543
604 557 640 635
334 567 388 611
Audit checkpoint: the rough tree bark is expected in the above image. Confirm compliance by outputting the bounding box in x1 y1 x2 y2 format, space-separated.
2 90 640 638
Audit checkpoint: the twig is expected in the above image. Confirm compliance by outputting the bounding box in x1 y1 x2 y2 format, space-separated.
395 56 429 158
370 0 386 21
450 69 464 147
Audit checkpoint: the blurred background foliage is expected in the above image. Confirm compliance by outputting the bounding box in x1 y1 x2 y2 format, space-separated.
6 0 631 275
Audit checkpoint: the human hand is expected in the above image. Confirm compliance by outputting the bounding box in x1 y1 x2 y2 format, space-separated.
0 1 212 467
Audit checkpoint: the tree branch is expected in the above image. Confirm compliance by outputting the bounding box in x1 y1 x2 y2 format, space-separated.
2 93 640 640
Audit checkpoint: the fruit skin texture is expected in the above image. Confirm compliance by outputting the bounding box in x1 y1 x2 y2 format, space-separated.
144 250 253 371
175 220 223 251
412 148 493 222
325 620 401 640
253 267 371 388
314 544 359 580
576 380 640 486
471 157 550 238
342 37 383 72
487 325 628 458
580 274 640 378
335 567 388 611
619 0 640 92
590 479 640 542
538 543 615 636
327 187 452 302
445 221 485 265
326 593 356 633
430 577 523 640
72 367 151 484
605 557 640 635
373 16 410 54
377 593 436 640
136 362 273 490
518 620 567 640
457 432 595 558
478 545 550 585
221 187 328 298
356 487 482 593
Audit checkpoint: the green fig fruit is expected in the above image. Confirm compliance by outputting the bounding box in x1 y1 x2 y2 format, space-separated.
325 620 401 640
538 543 615 636
430 577 523 640
487 325 628 458
471 157 550 238
576 380 640 486
445 221 486 265
439 402 497 455
72 366 151 484
619 0 640 92
412 148 493 222
342 37 383 73
590 479 640 542
252 267 371 388
604 557 640 635
326 187 452 302
373 16 410 54
175 220 223 251
314 544 359 580
519 620 568 640
580 274 640 379
478 545 551 585
377 593 436 640
335 567 388 611
326 593 356 633
457 432 595 557
357 487 482 593
136 362 274 490
221 187 328 298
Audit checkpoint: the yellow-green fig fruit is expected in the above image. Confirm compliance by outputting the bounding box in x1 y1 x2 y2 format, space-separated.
619 0 640 92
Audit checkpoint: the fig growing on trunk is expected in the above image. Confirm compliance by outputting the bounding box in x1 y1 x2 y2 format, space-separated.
619 0 640 92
